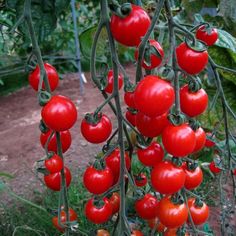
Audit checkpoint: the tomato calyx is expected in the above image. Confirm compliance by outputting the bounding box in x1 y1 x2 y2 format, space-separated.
93 197 109 209
168 113 186 126
171 193 184 205
84 112 103 125
188 76 202 92
127 107 138 115
159 66 175 81
186 161 198 171
171 157 183 167
188 118 200 131
185 37 208 52
124 81 135 93
193 198 204 208
38 90 51 106
109 2 132 18
39 119 49 133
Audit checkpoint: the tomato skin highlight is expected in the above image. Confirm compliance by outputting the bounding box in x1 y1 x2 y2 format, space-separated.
109 192 120 214
41 95 77 131
45 154 63 173
196 26 218 46
104 70 123 94
176 42 208 75
151 161 186 194
180 84 208 117
28 63 59 91
81 114 112 144
110 4 151 47
193 127 206 153
134 75 175 117
162 123 196 157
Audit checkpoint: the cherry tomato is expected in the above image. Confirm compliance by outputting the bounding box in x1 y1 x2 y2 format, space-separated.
136 111 169 138
182 163 203 190
137 141 164 167
28 63 59 91
41 95 77 131
125 110 136 127
131 230 144 236
40 129 72 153
135 194 159 220
151 161 186 194
85 198 112 224
164 228 189 236
124 91 136 108
205 132 215 147
176 42 208 75
81 114 112 144
135 173 148 187
180 84 208 117
44 167 71 191
147 218 166 232
45 154 63 173
196 25 218 46
109 192 120 214
162 123 196 157
157 196 188 229
134 75 174 117
234 169 236 176
209 161 221 174
97 229 110 236
110 4 151 47
187 198 209 225
135 39 164 70
193 127 206 153
52 208 77 232
104 70 123 94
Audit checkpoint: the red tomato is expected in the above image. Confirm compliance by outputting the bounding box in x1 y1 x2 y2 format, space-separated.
125 110 136 127
180 84 208 117
131 230 144 236
52 208 77 232
104 70 123 94
40 129 72 153
124 91 136 108
45 154 63 173
109 192 120 214
135 39 164 70
83 166 113 195
134 75 174 117
205 132 215 147
97 229 110 236
182 163 203 190
176 42 208 75
28 63 59 91
157 196 188 229
193 127 206 153
81 114 112 144
151 161 186 194
110 4 151 47
137 142 164 167
234 169 236 176
44 167 71 191
41 95 77 131
209 161 221 174
164 228 189 236
136 111 169 138
196 25 218 46
135 173 148 187
85 198 112 224
162 123 196 157
187 198 209 225
147 218 166 232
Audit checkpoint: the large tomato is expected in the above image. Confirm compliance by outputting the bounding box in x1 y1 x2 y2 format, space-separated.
85 198 112 224
81 114 112 144
180 84 208 117
196 25 218 46
151 161 186 194
134 173 148 187
187 198 209 225
136 111 169 138
157 196 188 229
83 166 113 194
110 4 151 47
135 194 159 220
137 141 164 167
134 39 164 70
134 75 174 117
40 129 72 153
45 154 63 173
109 192 120 214
28 63 59 92
41 95 77 131
125 110 137 127
193 127 206 153
176 42 208 75
124 91 136 108
104 70 123 94
162 123 196 157
44 167 71 191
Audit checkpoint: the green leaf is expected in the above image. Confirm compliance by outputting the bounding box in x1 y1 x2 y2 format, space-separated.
194 13 205 23
0 79 4 86
0 180 6 191
215 29 236 53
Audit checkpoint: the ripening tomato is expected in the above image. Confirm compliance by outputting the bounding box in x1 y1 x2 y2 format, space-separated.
125 110 137 127
137 142 164 167
157 196 188 229
196 25 218 46
81 114 112 144
187 198 209 225
180 84 208 117
135 173 148 187
110 4 151 47
28 63 59 91
44 167 71 191
134 75 174 117
136 111 169 138
205 132 215 147
52 208 77 232
85 198 112 224
176 42 208 75
45 154 63 173
151 161 186 194
162 123 196 157
147 217 166 232
41 95 77 131
124 91 136 108
97 229 110 236
193 127 206 153
83 166 114 194
131 230 144 236
40 129 72 153
109 192 120 214
135 194 159 220
135 39 164 70
209 161 221 174
104 70 123 94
